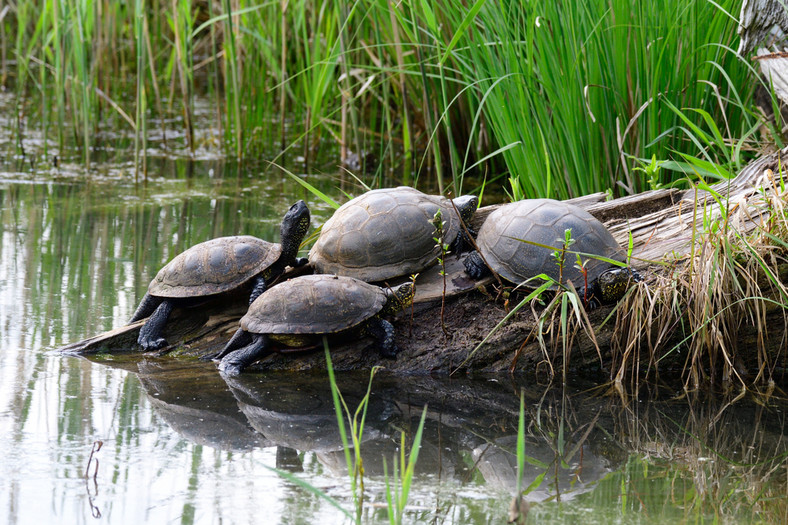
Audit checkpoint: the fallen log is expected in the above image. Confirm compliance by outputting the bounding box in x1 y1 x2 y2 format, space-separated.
59 147 788 379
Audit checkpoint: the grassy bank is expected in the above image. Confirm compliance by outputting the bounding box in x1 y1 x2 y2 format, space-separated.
1 0 769 197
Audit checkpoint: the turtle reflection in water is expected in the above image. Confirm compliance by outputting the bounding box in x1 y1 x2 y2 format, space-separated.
211 274 415 375
136 360 264 452
224 373 457 479
128 200 311 351
464 198 641 307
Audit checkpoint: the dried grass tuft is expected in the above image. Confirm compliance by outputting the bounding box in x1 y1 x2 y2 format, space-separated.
611 180 788 390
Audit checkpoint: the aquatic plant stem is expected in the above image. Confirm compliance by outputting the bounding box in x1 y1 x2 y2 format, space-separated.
222 0 242 158
171 0 194 154
134 0 145 181
279 0 288 151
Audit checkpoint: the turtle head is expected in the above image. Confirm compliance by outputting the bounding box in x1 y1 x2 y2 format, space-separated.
382 282 415 316
280 200 311 253
452 194 479 224
586 266 641 307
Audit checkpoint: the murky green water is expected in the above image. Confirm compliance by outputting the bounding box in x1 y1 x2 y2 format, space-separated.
1 102 787 524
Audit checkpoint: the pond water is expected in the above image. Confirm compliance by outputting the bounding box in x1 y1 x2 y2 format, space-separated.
1 104 787 524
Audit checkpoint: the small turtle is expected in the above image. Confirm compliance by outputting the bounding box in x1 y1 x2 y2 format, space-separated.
309 186 478 282
464 199 639 306
211 274 414 376
128 200 311 350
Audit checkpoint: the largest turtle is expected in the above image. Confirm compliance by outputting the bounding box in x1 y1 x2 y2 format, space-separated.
128 200 311 350
464 199 639 306
309 187 478 282
211 274 414 375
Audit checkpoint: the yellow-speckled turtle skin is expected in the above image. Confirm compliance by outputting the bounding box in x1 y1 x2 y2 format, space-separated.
148 236 282 298
241 274 387 335
477 199 624 288
309 187 464 282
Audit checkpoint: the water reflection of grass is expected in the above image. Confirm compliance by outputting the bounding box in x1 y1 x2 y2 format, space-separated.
479 381 788 523
560 453 788 524
0 175 334 348
585 387 788 524
26 343 788 524
239 359 788 523
265 345 429 525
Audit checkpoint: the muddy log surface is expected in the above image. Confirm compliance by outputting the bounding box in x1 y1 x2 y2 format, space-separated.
59 147 788 375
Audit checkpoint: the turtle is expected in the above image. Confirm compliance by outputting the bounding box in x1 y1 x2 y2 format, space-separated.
128 200 311 351
211 274 414 376
308 186 478 282
464 198 640 307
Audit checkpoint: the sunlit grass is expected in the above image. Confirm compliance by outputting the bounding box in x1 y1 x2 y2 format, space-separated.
3 0 765 197
440 0 760 198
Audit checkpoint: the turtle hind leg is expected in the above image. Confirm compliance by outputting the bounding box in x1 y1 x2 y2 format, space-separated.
248 275 269 305
137 299 175 351
463 250 491 280
364 317 398 359
203 328 253 361
218 334 271 376
128 293 162 323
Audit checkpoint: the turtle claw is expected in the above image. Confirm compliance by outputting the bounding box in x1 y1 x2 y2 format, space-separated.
139 336 168 351
465 265 482 279
380 346 398 359
218 359 243 377
585 297 602 310
463 251 490 280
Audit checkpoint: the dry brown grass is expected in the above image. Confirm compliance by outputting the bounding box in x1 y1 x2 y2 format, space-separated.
610 180 788 391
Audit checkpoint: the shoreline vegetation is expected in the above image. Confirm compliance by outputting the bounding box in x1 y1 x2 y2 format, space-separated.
60 145 788 391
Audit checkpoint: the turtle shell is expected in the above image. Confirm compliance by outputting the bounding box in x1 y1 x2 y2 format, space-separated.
308 187 463 282
241 274 386 335
148 236 282 298
477 199 624 288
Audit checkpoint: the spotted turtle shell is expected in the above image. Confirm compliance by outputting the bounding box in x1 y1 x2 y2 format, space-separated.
308 187 463 282
242 274 386 335
148 236 282 298
477 199 624 288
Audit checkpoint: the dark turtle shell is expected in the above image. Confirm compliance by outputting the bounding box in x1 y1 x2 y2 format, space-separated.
477 199 624 288
148 236 282 298
241 274 386 335
308 187 464 282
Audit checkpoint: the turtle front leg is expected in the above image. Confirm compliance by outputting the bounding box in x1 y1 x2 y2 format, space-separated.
364 317 398 359
218 334 271 376
203 328 253 361
579 284 602 310
128 292 162 323
450 228 477 255
137 299 175 351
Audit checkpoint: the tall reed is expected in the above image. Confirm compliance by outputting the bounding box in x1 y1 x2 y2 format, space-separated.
441 0 755 198
3 0 762 200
